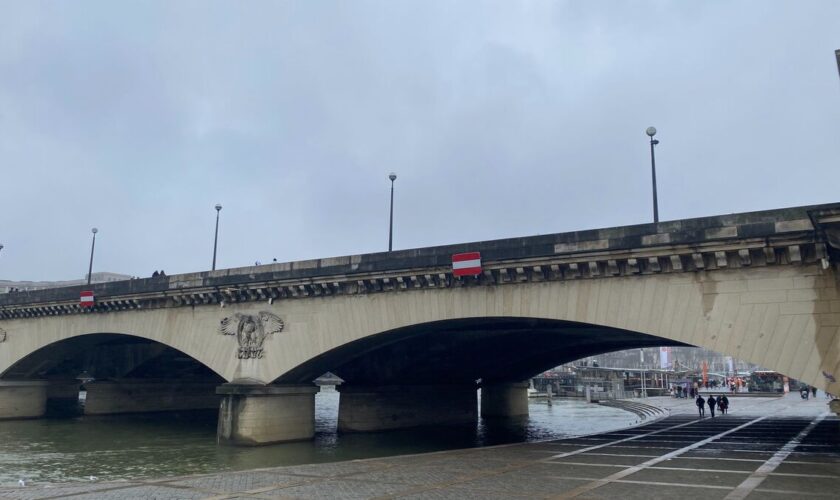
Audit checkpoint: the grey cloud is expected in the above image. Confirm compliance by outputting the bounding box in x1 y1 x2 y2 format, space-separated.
0 1 838 280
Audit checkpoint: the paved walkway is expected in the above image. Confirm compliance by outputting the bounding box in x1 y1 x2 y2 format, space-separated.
1 395 837 499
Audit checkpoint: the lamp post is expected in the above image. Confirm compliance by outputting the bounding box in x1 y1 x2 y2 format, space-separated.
87 228 98 285
835 49 840 81
646 127 660 224
640 348 647 398
388 173 397 252
212 203 222 271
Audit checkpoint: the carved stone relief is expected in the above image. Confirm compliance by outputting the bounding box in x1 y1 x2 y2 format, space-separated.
219 311 284 359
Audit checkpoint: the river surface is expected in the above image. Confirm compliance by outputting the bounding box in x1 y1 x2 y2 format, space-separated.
0 389 637 485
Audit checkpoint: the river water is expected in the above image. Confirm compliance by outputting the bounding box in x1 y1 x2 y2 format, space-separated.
0 388 637 485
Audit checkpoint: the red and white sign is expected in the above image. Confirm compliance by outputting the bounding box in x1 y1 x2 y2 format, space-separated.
452 252 482 276
80 290 95 308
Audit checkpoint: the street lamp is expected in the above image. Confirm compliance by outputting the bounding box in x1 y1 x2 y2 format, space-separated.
87 228 98 285
388 173 397 252
835 49 840 81
646 127 660 224
640 348 647 398
212 204 222 271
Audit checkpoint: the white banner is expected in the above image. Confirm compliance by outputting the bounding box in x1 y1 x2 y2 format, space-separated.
660 347 671 369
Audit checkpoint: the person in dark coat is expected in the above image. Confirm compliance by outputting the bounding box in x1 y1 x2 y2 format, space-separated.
696 395 705 417
707 395 717 417
718 394 729 414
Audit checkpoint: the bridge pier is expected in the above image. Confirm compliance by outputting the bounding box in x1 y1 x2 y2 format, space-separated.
46 379 82 416
83 379 220 415
216 384 319 445
480 382 529 418
0 381 47 419
337 384 477 432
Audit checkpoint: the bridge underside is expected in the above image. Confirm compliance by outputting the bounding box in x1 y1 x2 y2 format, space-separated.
270 318 686 434
2 333 221 381
277 318 686 385
0 334 223 419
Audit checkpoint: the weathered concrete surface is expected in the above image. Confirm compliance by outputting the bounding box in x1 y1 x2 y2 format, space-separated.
2 395 836 499
337 385 478 432
0 381 46 419
480 382 530 417
83 379 219 415
216 384 319 445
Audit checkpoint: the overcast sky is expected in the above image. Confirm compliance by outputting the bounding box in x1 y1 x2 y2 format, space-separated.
0 1 838 282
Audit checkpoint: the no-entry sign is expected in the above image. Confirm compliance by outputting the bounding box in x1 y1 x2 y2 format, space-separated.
80 290 95 308
452 252 482 276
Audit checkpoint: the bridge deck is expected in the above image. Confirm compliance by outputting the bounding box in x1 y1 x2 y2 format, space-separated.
2 395 836 499
3 202 840 319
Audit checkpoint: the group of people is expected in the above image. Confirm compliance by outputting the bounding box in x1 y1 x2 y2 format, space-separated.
695 394 729 417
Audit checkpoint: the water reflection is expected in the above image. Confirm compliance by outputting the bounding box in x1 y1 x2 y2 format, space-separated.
0 389 636 485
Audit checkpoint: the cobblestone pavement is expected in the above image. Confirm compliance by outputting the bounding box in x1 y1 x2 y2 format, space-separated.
1 395 836 499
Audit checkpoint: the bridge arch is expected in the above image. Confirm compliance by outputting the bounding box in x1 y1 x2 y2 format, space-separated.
260 263 837 394
1 332 225 382
0 331 226 418
0 310 245 384
273 317 686 386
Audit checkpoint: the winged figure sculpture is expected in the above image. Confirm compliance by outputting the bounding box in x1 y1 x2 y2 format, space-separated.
219 311 284 359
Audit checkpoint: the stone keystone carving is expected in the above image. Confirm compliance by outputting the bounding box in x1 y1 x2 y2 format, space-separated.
219 311 284 359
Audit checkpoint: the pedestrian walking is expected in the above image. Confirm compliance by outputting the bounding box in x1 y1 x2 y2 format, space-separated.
696 395 705 417
707 395 717 417
719 394 729 414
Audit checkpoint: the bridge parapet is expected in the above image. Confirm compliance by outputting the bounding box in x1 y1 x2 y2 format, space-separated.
1 203 839 320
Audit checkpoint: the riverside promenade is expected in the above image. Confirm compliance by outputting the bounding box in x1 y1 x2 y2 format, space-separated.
1 395 837 500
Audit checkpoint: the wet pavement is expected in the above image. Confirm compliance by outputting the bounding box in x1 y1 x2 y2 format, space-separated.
1 394 836 499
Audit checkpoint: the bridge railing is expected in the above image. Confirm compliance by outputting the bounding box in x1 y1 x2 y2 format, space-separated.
3 203 839 320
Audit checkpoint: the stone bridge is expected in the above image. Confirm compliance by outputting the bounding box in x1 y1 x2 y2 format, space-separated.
2 203 840 444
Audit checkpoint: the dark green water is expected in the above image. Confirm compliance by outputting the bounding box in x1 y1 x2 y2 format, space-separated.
0 390 637 485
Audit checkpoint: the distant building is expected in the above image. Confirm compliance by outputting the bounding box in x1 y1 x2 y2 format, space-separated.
565 346 760 376
0 272 133 293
